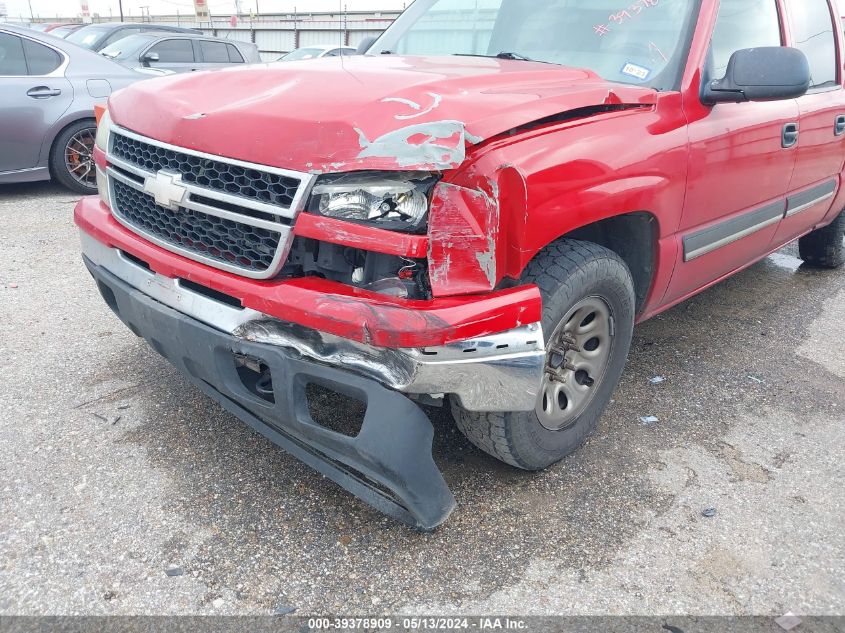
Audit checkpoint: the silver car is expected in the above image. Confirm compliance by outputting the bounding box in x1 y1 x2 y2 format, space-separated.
100 33 261 74
279 44 357 61
0 25 148 193
65 22 201 52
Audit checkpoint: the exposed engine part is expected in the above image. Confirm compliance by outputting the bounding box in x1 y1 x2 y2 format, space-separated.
283 237 431 299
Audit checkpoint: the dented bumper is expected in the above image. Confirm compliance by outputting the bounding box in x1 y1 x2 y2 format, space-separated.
83 254 456 529
79 224 546 412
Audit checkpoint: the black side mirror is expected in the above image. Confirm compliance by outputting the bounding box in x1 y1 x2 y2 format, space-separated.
702 46 810 105
356 36 377 55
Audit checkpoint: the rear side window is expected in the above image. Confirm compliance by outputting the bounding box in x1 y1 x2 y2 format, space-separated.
0 33 28 75
710 0 782 78
226 44 244 62
22 38 62 75
147 39 195 62
786 0 838 88
200 40 229 62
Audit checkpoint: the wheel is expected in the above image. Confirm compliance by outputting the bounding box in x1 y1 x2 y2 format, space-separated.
451 239 636 471
798 209 845 268
50 119 97 194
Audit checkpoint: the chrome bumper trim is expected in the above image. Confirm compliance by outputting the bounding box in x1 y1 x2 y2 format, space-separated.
81 232 545 412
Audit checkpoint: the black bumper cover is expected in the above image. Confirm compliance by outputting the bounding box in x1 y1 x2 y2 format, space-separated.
84 257 456 530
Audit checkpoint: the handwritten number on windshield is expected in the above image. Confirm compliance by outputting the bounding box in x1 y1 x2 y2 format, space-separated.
594 0 661 37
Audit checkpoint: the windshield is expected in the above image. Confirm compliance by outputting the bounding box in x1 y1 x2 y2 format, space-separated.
100 34 156 60
373 0 699 89
282 47 325 61
50 25 78 38
67 25 110 48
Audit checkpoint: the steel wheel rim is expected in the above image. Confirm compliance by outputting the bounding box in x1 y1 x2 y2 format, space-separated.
537 296 615 431
65 128 97 188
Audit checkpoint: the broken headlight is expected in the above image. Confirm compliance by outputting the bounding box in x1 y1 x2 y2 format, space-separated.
308 172 438 232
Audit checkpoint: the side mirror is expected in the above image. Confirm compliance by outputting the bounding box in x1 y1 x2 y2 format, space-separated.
702 46 810 105
356 36 377 55
141 51 160 66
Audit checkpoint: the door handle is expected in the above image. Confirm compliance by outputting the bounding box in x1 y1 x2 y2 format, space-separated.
26 86 62 99
835 115 845 136
782 122 799 148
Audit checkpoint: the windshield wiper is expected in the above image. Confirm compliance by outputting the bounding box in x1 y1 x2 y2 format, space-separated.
495 51 534 61
454 51 549 64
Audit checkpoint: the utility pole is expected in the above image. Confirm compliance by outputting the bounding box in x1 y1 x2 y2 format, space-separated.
27 0 33 20
118 0 123 21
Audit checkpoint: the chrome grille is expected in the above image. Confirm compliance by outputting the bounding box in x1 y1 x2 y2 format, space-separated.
104 126 314 279
111 180 282 273
111 133 300 208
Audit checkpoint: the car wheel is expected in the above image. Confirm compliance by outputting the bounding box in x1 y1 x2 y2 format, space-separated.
50 120 98 195
798 208 845 269
451 239 636 471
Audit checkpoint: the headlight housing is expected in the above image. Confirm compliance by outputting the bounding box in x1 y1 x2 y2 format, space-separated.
95 109 112 152
308 171 438 232
95 109 112 207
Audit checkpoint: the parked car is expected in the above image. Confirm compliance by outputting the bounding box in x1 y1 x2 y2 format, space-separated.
76 0 845 529
279 44 357 60
66 22 200 52
0 24 147 193
46 24 86 39
28 23 72 32
100 33 260 73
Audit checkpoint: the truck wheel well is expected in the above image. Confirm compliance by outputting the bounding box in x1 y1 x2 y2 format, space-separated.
561 212 657 313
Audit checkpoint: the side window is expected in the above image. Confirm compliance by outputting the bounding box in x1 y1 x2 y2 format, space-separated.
22 39 62 75
710 0 782 78
0 33 28 75
147 39 195 63
226 44 244 62
324 49 341 57
200 40 228 63
786 0 838 88
103 27 140 47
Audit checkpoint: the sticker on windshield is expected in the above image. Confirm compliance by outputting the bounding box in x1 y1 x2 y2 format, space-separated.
620 62 651 81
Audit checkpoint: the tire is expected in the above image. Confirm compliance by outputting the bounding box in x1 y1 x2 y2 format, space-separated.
49 119 98 195
798 209 845 269
452 239 636 471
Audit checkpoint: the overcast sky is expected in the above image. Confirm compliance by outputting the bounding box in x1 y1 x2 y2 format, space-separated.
3 0 410 20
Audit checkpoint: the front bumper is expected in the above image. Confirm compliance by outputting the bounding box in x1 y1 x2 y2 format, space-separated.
84 255 455 529
80 229 546 412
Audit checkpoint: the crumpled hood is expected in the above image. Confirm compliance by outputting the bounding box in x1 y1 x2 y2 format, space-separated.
108 55 656 173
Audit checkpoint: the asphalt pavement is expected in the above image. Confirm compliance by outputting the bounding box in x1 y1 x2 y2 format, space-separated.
0 182 842 616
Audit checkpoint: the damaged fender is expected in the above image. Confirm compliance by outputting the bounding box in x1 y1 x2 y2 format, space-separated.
428 164 528 296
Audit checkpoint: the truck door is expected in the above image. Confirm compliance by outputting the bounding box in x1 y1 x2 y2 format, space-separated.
664 0 798 305
772 0 844 244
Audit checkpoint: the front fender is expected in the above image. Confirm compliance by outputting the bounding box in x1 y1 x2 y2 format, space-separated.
430 100 688 291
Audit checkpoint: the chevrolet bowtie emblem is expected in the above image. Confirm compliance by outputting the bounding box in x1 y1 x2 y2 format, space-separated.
143 170 187 210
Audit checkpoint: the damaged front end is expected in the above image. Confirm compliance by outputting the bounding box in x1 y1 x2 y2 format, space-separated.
80 108 548 529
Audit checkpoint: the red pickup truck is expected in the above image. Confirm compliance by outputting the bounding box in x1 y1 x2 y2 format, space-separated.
75 0 845 529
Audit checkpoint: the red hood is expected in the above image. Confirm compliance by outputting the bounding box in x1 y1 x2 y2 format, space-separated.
108 55 656 173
